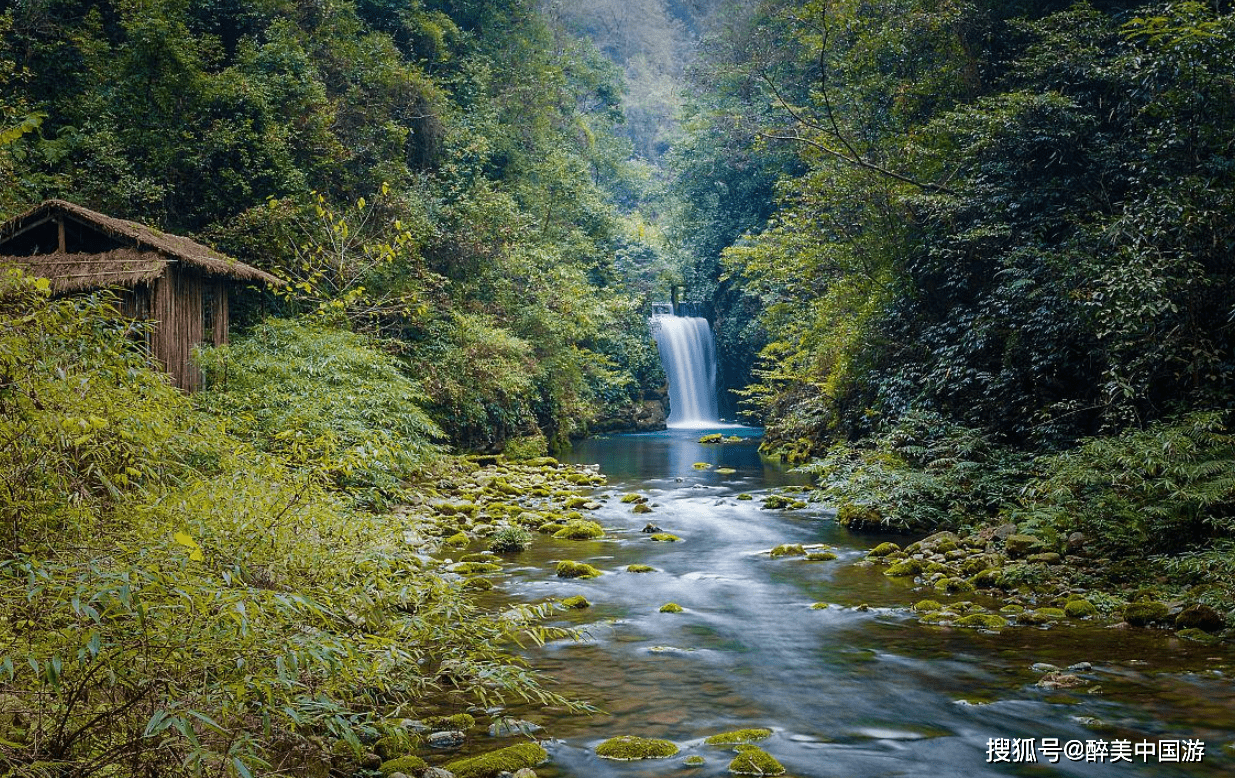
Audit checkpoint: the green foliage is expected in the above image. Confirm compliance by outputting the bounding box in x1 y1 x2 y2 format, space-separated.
1012 412 1235 557
802 411 1030 532
0 273 578 778
489 525 533 553
198 317 441 504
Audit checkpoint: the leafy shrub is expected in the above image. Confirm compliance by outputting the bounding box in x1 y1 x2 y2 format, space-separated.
198 317 442 504
1012 412 1235 557
488 525 533 553
802 411 1030 532
0 275 577 777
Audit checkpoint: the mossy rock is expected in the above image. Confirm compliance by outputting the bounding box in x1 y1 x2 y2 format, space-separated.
805 552 837 561
684 755 706 766
1123 601 1169 627
1000 604 1025 615
867 542 901 558
715 467 737 475
650 533 681 542
1064 598 1099 618
537 522 566 535
556 560 602 579
448 562 501 575
704 728 772 746
914 599 943 612
699 434 724 444
736 494 753 501
423 713 476 731
1028 552 1062 564
444 742 548 778
632 503 654 514
463 577 494 591
1038 607 1067 619
620 493 647 504
596 736 679 760
659 602 684 613
969 568 1002 589
837 503 883 529
693 462 712 470
1004 534 1045 558
523 456 559 468
933 577 975 594
955 614 1008 630
919 611 955 625
1175 603 1225 633
884 560 923 577
460 552 499 563
552 519 604 540
1177 627 1223 645
561 595 591 609
727 745 785 776
374 733 416 761
626 564 656 573
769 544 805 558
1016 610 1053 626
563 497 592 510
761 495 804 510
444 531 470 547
810 602 829 610
378 755 427 777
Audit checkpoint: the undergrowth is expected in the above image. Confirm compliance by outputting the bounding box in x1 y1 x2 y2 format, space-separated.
0 271 575 777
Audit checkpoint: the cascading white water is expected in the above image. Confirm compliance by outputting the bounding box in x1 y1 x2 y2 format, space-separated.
650 313 720 428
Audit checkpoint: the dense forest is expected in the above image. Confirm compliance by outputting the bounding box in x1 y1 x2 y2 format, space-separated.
3 0 1235 775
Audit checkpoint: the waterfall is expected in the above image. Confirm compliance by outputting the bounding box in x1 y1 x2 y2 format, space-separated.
650 312 720 428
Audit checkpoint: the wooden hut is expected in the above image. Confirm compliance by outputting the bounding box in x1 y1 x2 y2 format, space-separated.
0 199 282 390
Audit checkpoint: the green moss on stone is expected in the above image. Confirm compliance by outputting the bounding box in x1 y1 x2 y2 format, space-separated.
737 494 753 501
537 522 566 535
650 533 681 542
727 745 785 776
955 614 1008 630
1038 607 1067 619
1064 599 1098 618
552 519 605 540
693 462 712 470
448 562 501 575
914 599 943 612
699 434 724 444
934 577 975 594
716 467 737 475
806 552 838 561
626 564 656 573
684 755 706 766
810 602 829 610
659 603 684 613
620 493 646 503
463 577 494 591
374 733 415 761
1177 628 1222 644
444 743 548 778
561 595 591 609
556 560 602 579
378 755 427 777
445 531 469 547
596 736 679 760
704 728 772 745
1123 601 1169 626
868 542 901 558
884 560 923 577
632 503 654 514
769 544 805 558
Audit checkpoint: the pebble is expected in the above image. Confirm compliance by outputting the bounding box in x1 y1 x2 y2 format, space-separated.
1030 663 1060 673
1067 662 1093 672
427 730 466 748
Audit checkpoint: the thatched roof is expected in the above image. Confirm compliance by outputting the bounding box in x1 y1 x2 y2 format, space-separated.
0 199 283 291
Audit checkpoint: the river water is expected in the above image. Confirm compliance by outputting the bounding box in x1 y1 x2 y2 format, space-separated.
475 428 1235 777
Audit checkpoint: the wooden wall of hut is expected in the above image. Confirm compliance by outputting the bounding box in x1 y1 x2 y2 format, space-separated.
140 267 228 391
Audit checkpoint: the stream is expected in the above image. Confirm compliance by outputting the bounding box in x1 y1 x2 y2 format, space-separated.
474 427 1235 777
